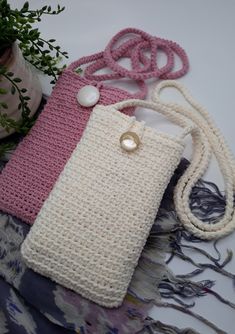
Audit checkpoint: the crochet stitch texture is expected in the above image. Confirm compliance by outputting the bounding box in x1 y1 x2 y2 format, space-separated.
0 28 189 224
0 73 135 224
21 105 185 307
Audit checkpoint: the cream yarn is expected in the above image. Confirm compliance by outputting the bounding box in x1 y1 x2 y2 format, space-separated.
21 101 191 308
152 80 235 240
21 83 235 308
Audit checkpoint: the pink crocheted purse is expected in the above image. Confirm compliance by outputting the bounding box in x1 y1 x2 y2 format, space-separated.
0 28 189 224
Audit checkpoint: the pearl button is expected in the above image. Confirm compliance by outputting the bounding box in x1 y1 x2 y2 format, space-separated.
76 85 100 107
120 132 140 152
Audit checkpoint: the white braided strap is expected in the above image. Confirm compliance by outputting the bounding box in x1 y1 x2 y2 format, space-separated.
152 80 235 240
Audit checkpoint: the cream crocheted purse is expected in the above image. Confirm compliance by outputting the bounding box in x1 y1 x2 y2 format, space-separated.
21 81 235 308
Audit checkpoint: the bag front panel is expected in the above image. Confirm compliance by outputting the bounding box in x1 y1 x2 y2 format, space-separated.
21 106 184 307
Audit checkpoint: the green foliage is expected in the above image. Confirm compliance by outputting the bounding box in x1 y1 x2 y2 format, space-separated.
0 0 68 152
0 141 16 158
0 65 37 134
0 1 68 82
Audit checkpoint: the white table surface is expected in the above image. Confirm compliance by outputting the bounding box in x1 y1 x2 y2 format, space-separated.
9 1 235 333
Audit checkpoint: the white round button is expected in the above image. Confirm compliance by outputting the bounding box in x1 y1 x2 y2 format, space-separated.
76 85 100 107
120 132 140 152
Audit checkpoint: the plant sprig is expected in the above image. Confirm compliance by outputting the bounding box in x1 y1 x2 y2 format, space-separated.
0 65 35 134
0 0 68 83
0 141 16 160
0 0 68 155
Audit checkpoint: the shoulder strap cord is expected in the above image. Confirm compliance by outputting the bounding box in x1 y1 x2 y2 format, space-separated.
103 27 189 80
66 37 148 99
111 82 235 239
152 80 235 239
65 28 189 99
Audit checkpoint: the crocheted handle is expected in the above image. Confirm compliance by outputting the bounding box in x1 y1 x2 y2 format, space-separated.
111 99 195 140
67 28 176 79
103 28 189 80
66 50 147 99
86 29 174 80
66 31 158 84
66 28 189 99
152 80 235 240
84 37 156 81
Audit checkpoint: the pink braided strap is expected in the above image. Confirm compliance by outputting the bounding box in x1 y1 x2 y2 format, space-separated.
66 44 147 99
84 38 153 79
103 28 189 80
67 28 189 97
83 34 174 80
84 39 173 80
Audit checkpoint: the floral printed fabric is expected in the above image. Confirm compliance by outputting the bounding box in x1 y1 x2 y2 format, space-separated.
0 280 76 334
0 213 154 334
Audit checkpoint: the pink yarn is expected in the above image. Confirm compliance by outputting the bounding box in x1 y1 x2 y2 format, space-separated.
103 28 189 80
0 28 189 224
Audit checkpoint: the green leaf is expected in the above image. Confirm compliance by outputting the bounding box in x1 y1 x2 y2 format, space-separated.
21 1 29 12
31 28 39 34
7 72 14 77
0 142 16 158
75 67 83 74
0 88 7 94
23 1 29 9
21 88 27 93
0 67 6 75
18 17 27 24
47 6 51 12
1 102 8 109
11 86 16 94
18 103 22 110
13 77 22 83
38 40 44 47
28 12 36 18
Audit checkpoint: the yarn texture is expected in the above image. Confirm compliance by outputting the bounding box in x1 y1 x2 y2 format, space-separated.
21 103 186 307
152 81 235 239
0 28 189 225
0 72 136 224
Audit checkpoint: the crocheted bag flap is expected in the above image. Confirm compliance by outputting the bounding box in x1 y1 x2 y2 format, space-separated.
21 104 185 307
